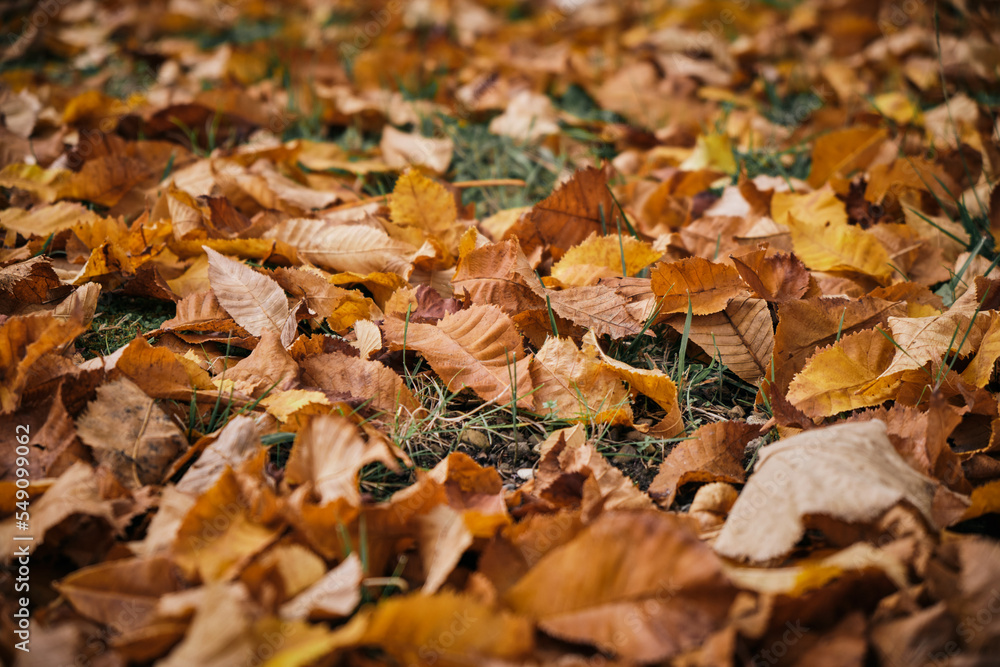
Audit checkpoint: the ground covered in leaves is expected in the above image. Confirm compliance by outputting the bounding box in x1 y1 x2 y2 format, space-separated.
2 0 1000 665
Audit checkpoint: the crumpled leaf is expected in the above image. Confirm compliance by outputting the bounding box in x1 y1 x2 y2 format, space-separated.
529 336 632 424
285 415 404 506
649 421 760 507
714 420 969 563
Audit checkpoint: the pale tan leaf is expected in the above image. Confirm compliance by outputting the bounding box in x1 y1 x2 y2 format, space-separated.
204 246 296 346
350 319 382 359
713 420 968 563
266 217 416 277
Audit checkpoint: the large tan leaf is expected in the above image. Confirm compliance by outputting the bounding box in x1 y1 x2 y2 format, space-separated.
382 304 534 408
505 166 617 262
504 511 735 663
204 246 296 346
713 420 968 563
648 421 760 507
650 256 748 315
787 327 899 419
529 336 632 424
266 216 416 277
664 295 773 383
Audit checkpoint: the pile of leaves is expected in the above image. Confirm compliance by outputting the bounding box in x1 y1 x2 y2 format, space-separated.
2 0 1000 664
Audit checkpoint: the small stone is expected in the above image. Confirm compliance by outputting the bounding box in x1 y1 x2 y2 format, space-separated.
505 442 531 459
460 429 490 449
516 468 534 481
624 430 645 442
612 444 638 465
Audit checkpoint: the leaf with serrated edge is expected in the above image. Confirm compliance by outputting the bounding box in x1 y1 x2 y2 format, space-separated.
204 246 296 346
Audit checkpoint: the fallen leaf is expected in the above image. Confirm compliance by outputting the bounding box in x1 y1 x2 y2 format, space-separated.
714 420 968 563
205 246 296 346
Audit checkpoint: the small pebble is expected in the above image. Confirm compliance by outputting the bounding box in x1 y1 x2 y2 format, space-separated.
505 442 531 459
460 429 490 449
613 444 638 465
516 468 534 481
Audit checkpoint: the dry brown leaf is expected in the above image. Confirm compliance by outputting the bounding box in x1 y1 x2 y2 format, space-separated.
298 350 422 418
651 256 748 315
383 304 534 408
0 312 85 413
665 295 774 383
505 167 618 262
649 421 760 507
730 248 810 304
504 511 736 663
76 376 188 488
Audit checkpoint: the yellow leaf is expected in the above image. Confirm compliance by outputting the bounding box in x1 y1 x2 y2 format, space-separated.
807 126 888 188
551 233 661 286
786 211 892 282
389 168 457 237
787 328 899 419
